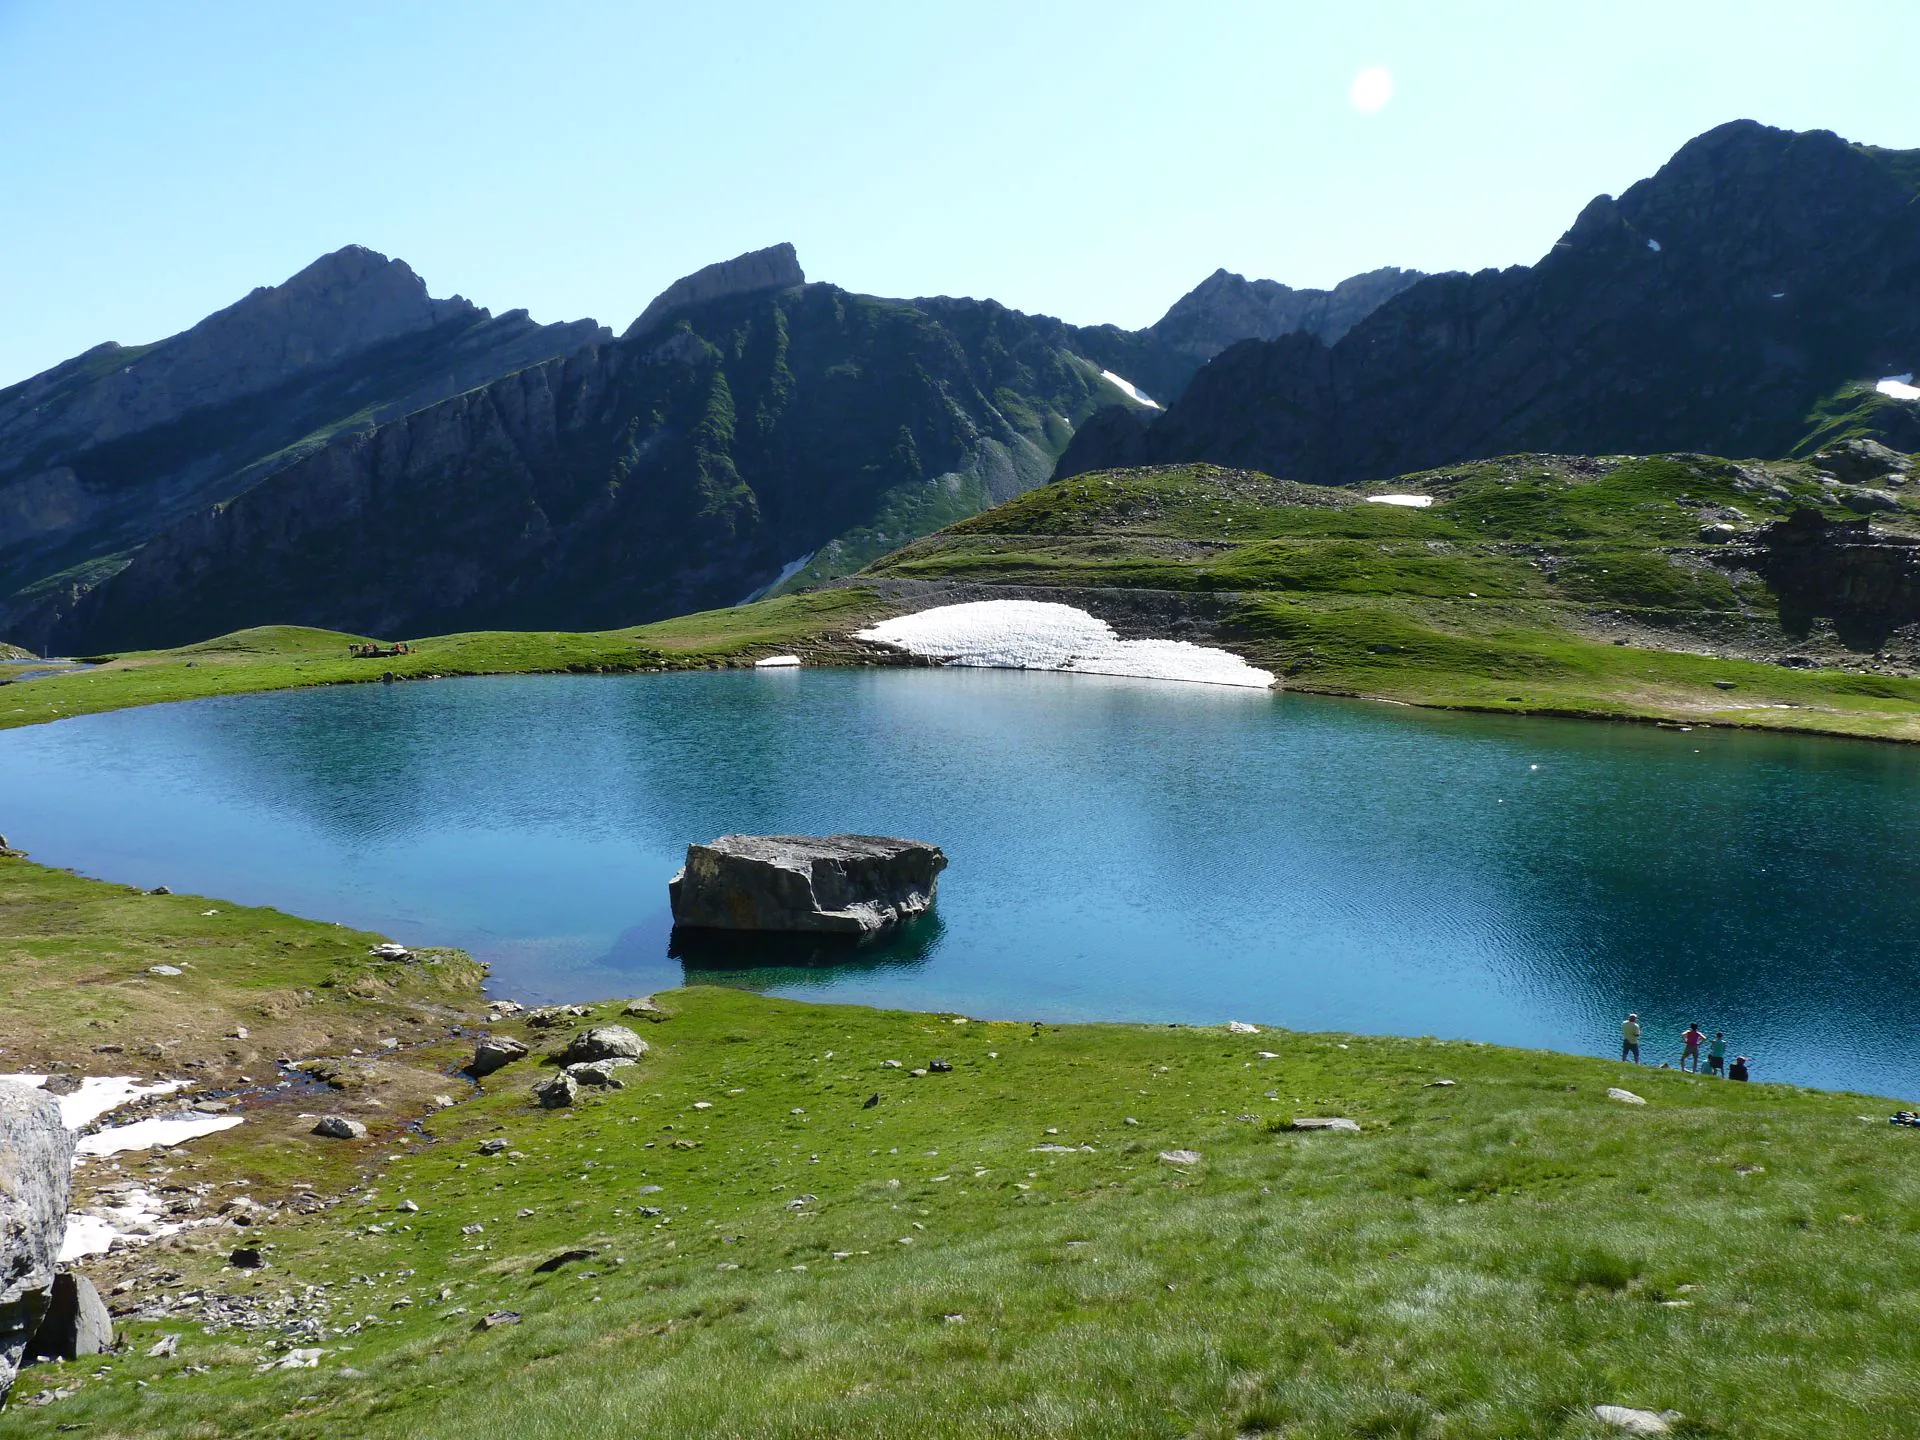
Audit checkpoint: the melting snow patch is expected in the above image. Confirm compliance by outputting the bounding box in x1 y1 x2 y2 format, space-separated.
1646 238 1662 252
856 601 1274 689
1099 370 1163 410
755 654 802 668
1 1074 191 1130
1877 374 1920 402
1366 494 1433 508
59 1187 201 1261
75 1114 243 1158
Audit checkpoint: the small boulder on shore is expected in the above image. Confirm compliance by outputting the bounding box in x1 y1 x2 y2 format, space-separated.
312 1116 368 1140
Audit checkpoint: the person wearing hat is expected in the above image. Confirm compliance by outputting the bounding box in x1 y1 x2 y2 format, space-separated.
1621 1012 1642 1063
1728 1055 1750 1082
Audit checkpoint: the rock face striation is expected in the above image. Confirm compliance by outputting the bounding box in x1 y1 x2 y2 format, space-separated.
670 835 947 936
1 1080 74 1404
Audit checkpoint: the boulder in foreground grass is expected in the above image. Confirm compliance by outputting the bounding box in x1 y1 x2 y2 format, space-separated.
470 1037 529 1077
26 1273 113 1363
557 1027 648 1065
1 1082 73 1403
669 834 947 936
1593 1404 1683 1434
312 1116 367 1140
534 1074 578 1109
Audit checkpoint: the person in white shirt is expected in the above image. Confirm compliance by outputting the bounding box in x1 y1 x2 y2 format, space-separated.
1620 1012 1642 1063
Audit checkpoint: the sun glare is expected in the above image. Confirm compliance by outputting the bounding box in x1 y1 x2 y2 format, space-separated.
1349 65 1394 114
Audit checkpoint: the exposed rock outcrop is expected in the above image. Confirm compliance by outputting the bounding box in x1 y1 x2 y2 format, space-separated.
1 1080 73 1405
627 243 806 339
669 834 947 936
1714 507 1920 647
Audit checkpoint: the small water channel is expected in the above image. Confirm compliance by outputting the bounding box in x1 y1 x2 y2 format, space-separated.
1 668 1915 1097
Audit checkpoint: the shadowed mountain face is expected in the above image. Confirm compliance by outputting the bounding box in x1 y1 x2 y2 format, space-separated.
33 275 1148 650
1056 122 1920 484
9 237 1417 653
0 247 609 650
1066 266 1424 408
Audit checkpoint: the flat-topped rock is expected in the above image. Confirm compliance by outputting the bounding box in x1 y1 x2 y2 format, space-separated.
669 834 946 936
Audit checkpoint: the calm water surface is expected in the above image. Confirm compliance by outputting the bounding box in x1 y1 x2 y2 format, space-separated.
3 670 1916 1098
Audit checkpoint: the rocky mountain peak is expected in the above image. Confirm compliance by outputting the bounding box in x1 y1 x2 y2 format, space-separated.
625 243 806 339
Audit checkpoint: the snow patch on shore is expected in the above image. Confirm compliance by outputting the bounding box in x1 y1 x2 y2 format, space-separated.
755 654 802 668
1 1073 190 1130
74 1114 243 1158
857 600 1275 689
1099 370 1163 410
1366 494 1433 508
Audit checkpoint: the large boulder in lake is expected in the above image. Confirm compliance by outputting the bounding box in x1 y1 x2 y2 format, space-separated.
1 1081 74 1404
669 834 947 936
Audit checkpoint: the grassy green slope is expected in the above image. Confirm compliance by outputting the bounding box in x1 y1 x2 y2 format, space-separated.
864 455 1920 742
4 852 1915 1439
0 590 891 733
6 452 1920 745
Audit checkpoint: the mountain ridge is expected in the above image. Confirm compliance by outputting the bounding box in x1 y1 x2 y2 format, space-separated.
1056 120 1920 484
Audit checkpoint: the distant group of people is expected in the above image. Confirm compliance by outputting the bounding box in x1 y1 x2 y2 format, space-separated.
1620 1012 1749 1081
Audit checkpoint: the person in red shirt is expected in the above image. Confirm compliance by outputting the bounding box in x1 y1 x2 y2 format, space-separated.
1680 1023 1706 1073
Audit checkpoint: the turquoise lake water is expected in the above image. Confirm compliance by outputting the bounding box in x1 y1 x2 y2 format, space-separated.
2 668 1916 1098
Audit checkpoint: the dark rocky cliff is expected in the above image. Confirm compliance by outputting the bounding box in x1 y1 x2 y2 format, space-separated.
0 247 608 651
48 279 1147 649
1057 122 1920 483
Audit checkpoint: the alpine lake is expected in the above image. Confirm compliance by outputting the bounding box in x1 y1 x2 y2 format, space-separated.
3 667 1916 1099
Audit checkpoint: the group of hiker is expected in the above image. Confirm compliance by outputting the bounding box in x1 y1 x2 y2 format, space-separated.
349 641 413 659
1619 1012 1749 1080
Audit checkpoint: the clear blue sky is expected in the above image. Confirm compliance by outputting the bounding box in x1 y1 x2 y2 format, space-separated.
3 0 1917 387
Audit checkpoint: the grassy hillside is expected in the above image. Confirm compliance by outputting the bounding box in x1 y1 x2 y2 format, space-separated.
0 590 891 733
863 454 1920 741
6 452 1920 745
4 853 1916 1439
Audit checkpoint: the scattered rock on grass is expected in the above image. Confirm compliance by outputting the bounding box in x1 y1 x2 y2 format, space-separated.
469 1037 529 1078
566 1059 635 1089
229 1248 264 1269
557 1026 648 1065
368 943 412 961
1226 1021 1260 1034
1607 1088 1648 1106
311 1117 367 1140
928 1058 952 1073
534 1074 578 1109
147 965 183 978
476 1310 521 1330
1288 1118 1360 1132
1158 1149 1202 1166
1592 1404 1682 1434
623 997 670 1020
478 1138 509 1155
